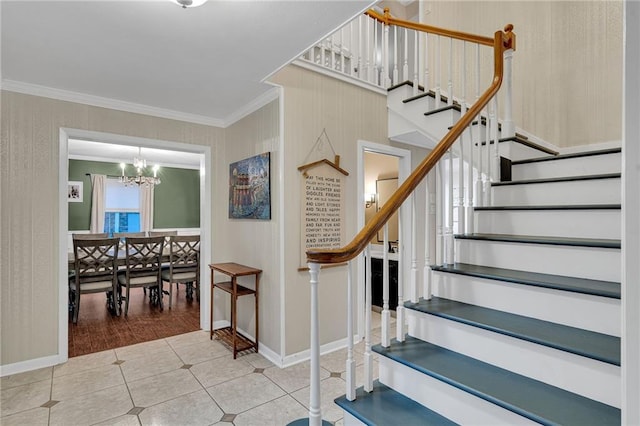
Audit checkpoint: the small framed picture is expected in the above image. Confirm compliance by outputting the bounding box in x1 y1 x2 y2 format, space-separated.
68 181 83 202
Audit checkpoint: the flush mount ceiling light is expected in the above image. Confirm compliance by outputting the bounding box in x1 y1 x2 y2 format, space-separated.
171 0 208 8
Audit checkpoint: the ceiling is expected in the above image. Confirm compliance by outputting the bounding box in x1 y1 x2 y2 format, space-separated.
1 0 376 127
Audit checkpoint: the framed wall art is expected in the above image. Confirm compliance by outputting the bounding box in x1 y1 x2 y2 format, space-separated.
228 152 271 220
68 181 83 202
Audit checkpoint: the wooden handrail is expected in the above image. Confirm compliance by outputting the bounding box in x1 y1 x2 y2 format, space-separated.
306 18 513 264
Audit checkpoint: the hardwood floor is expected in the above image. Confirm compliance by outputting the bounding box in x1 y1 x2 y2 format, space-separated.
68 284 200 357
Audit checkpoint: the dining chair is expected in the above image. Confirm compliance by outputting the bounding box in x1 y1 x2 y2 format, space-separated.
72 232 108 240
117 236 165 316
161 235 200 308
69 237 120 324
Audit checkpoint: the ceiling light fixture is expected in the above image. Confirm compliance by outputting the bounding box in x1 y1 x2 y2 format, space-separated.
119 148 161 187
171 0 208 9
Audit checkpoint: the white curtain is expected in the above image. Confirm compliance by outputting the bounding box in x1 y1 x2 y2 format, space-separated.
90 174 106 233
140 184 154 233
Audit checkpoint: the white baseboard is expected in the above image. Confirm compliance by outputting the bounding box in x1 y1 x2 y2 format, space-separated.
213 320 283 368
0 353 65 377
558 140 622 155
281 334 363 369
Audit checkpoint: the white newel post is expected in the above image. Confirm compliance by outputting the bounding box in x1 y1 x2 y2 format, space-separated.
446 149 454 265
308 262 323 426
382 225 390 348
502 48 515 138
345 260 356 400
364 245 373 392
492 97 501 187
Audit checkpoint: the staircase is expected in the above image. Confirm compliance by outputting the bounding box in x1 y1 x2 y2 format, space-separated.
335 84 622 425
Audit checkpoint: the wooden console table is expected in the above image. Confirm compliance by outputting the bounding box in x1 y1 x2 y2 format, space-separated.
209 262 261 359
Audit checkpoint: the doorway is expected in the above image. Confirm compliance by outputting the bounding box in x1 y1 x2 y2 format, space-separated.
356 140 411 340
59 128 212 361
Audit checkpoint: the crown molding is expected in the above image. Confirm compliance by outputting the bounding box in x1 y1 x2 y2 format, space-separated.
222 85 281 127
0 79 226 128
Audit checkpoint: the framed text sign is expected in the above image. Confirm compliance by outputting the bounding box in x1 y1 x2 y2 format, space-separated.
298 158 349 268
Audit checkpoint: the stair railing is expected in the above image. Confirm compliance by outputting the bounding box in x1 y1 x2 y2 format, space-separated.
298 9 515 426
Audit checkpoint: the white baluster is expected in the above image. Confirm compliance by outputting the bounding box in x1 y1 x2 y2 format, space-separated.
358 16 363 80
486 103 494 205
436 162 444 265
349 21 354 77
373 20 379 85
492 97 500 186
458 41 467 234
502 48 515 138
424 33 429 95
435 35 441 108
366 18 372 84
403 28 409 82
411 193 419 302
307 262 323 426
467 122 475 234
364 245 373 392
423 177 432 300
447 37 453 105
413 30 419 94
382 22 389 88
447 149 454 264
330 34 336 70
340 27 346 74
320 38 326 69
476 45 484 207
396 208 405 343
382 225 390 348
393 26 398 85
345 260 356 400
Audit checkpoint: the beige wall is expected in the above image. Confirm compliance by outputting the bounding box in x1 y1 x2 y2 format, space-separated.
217 99 281 354
1 91 284 367
424 0 623 148
270 65 389 355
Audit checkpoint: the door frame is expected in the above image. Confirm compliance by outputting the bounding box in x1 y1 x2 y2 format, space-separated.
356 140 411 340
58 128 212 362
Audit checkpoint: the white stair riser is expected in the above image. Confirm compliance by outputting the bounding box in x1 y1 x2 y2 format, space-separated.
379 357 538 425
492 178 621 206
475 209 621 239
512 152 622 180
431 271 621 336
406 312 621 407
455 239 620 282
489 141 552 162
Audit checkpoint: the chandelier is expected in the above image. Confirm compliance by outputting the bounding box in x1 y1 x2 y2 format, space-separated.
119 149 161 187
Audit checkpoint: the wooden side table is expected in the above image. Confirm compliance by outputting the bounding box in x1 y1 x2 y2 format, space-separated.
209 262 261 359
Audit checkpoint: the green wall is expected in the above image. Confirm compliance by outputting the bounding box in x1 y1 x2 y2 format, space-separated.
68 159 200 230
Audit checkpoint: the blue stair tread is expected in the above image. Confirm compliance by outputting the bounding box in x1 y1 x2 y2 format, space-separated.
431 263 620 299
335 380 457 426
474 203 621 211
455 233 621 249
404 297 620 365
373 337 620 425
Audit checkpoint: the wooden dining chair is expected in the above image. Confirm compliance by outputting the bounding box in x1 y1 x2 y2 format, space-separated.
69 237 120 324
161 235 200 308
117 236 165 316
72 232 108 240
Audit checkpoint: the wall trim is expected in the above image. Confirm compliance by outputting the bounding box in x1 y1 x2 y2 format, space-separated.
281 334 363 369
213 320 282 368
292 60 387 96
559 140 622 155
0 354 65 378
222 86 281 128
68 154 201 171
1 79 225 128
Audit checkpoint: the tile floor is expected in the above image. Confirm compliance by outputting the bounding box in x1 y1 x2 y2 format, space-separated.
1 314 396 426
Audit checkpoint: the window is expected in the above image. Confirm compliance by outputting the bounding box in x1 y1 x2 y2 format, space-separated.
104 179 140 235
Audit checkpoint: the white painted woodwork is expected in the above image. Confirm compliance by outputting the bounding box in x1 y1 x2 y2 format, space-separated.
455 239 620 282
307 262 323 426
379 357 538 425
431 271 621 336
382 225 391 347
491 177 621 206
346 261 356 401
364 246 374 392
474 209 621 239
406 311 621 407
512 152 622 180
